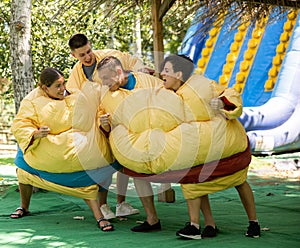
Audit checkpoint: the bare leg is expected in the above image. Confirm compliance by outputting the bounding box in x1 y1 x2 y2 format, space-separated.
20 183 33 211
235 181 260 238
186 197 201 225
134 178 159 225
200 195 216 228
235 181 257 221
85 199 102 220
116 172 129 204
84 199 113 231
10 183 33 218
98 190 108 207
176 197 201 239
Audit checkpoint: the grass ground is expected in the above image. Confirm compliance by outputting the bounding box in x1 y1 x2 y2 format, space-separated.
0 146 299 248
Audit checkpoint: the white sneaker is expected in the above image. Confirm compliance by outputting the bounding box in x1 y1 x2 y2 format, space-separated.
100 204 115 219
116 202 140 217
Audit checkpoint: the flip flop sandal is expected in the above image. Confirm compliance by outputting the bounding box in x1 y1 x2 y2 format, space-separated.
97 217 114 232
10 207 30 219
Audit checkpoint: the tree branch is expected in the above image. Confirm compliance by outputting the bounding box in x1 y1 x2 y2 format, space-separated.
159 0 176 20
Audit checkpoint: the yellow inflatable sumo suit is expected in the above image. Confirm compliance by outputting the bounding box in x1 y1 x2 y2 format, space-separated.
12 81 115 199
100 73 251 199
67 49 144 89
99 71 163 114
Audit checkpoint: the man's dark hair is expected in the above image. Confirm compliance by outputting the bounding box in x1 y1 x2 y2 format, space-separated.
68 34 89 51
160 54 194 82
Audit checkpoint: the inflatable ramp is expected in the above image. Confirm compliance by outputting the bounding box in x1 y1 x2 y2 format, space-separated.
181 7 300 155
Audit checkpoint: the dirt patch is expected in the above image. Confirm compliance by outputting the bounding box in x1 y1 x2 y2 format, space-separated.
248 153 300 186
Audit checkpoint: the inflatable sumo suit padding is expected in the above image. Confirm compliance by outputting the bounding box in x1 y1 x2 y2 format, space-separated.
97 71 163 123
12 82 113 173
16 168 99 200
101 73 250 185
11 82 114 199
67 49 144 90
11 82 115 199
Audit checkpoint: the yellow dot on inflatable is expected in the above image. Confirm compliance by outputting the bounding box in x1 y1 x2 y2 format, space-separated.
236 73 245 83
238 24 247 32
265 79 275 90
273 55 282 66
284 21 293 31
206 39 214 48
227 53 236 63
209 28 218 37
230 43 239 52
248 40 257 49
202 48 210 57
197 59 206 68
288 11 296 20
234 33 243 42
244 51 253 60
253 30 262 39
223 64 232 74
219 75 228 85
280 32 289 42
276 43 286 54
268 67 278 77
240 61 249 72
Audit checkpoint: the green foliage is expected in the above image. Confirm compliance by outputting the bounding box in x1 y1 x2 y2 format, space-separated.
163 2 196 54
0 158 14 166
1 0 194 82
0 0 195 123
0 0 14 125
0 0 11 81
29 0 157 81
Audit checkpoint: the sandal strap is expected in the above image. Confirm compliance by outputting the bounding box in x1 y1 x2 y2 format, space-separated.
97 217 114 231
10 207 30 219
97 217 107 223
15 207 26 212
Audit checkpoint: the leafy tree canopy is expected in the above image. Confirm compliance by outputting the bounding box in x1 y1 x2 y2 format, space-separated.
1 0 195 126
1 0 195 85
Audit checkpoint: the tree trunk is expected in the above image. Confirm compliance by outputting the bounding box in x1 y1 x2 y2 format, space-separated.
135 10 142 58
10 0 34 113
152 0 164 74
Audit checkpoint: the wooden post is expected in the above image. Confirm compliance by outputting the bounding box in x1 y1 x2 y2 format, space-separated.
151 0 177 202
151 0 164 75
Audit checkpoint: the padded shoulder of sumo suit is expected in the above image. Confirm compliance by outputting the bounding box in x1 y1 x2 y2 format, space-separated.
11 81 113 174
101 74 250 183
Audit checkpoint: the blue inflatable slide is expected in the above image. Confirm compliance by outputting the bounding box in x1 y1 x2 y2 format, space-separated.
180 7 300 155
